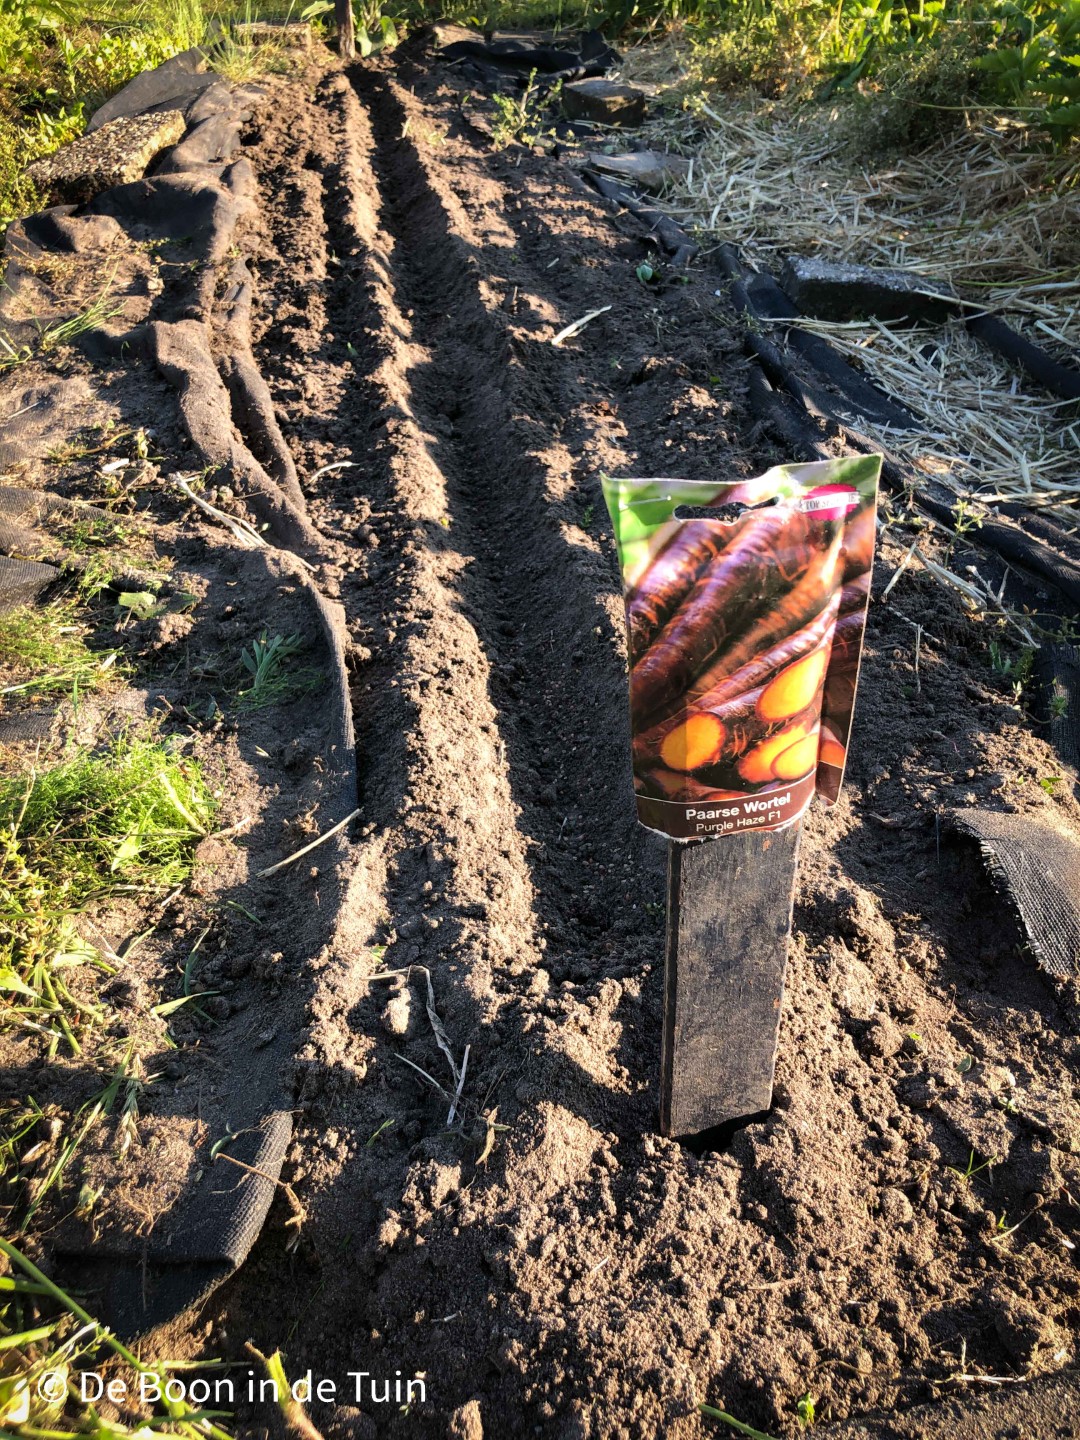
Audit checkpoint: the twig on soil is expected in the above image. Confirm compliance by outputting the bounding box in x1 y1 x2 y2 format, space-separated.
171 473 268 549
447 1042 469 1127
308 461 356 483
887 607 945 648
551 306 612 347
366 964 469 1125
391 1051 452 1099
699 1404 782 1440
885 541 1037 644
419 966 463 1103
881 538 919 601
948 1371 1032 1387
255 806 361 878
215 1152 306 1250
209 814 254 840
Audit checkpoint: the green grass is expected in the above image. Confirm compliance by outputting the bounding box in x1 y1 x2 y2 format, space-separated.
0 286 126 374
2 1044 143 1227
0 1235 234 1438
0 733 214 1054
0 599 121 700
1 0 1076 240
1 733 214 900
625 0 1080 141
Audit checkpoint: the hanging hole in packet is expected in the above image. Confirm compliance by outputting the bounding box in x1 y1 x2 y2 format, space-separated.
601 456 883 842
672 497 778 524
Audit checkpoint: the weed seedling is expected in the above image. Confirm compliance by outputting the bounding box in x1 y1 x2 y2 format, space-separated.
490 70 559 149
988 640 1034 687
366 1117 395 1147
237 632 320 710
796 1392 817 1429
949 1149 998 1185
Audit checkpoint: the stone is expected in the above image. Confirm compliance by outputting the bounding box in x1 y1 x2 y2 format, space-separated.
780 255 959 323
447 1400 483 1440
562 79 645 127
584 149 689 192
987 1282 1061 1365
381 989 411 1037
234 21 312 49
431 21 484 48
863 1013 904 1060
25 111 186 206
876 1186 914 1227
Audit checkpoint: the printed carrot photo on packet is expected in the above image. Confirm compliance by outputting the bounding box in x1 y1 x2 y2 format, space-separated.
602 456 882 841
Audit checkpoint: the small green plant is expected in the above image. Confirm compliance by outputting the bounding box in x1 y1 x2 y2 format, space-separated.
1038 774 1062 794
237 632 320 710
0 600 120 700
796 1392 817 1429
988 639 1035 687
1049 691 1070 720
366 1117 395 1146
582 502 595 529
59 514 131 551
949 1149 998 1183
490 70 559 148
951 496 984 540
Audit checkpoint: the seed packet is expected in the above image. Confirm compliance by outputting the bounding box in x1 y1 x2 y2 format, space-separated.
602 455 881 841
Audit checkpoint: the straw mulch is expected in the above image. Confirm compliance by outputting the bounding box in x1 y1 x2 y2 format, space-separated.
624 50 1080 510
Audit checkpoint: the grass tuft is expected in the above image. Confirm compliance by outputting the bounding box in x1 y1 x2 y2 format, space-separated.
237 631 321 710
2 734 214 902
0 288 126 374
0 734 214 1054
0 600 121 700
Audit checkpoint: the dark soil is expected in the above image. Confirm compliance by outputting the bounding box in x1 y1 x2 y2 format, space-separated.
3 34 1079 1440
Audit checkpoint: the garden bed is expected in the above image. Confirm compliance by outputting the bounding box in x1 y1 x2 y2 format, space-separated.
2 28 1079 1440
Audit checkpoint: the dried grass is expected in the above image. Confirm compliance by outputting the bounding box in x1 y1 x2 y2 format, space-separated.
792 315 1080 506
623 63 1080 507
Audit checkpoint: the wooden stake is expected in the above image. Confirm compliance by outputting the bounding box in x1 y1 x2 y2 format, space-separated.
660 824 802 1137
335 0 355 60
